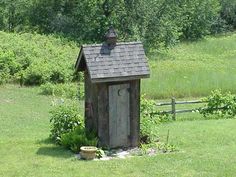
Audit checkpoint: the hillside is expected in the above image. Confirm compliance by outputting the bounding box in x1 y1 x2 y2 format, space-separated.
142 33 236 98
0 31 79 85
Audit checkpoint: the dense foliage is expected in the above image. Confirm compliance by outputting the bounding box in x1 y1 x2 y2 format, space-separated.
49 103 83 143
0 31 79 85
200 90 236 118
49 101 98 153
140 95 172 143
0 0 235 50
61 126 98 153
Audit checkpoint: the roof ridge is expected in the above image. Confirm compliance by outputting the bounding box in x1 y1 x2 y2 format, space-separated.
82 41 142 48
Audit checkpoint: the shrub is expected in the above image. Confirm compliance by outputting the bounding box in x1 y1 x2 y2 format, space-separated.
40 82 84 99
0 51 21 84
49 63 73 84
0 32 78 85
220 0 236 29
61 126 98 153
140 95 172 143
49 103 83 143
23 62 51 85
180 0 220 40
0 72 10 85
199 90 236 118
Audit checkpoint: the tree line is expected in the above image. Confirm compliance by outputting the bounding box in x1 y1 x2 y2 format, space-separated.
0 0 236 50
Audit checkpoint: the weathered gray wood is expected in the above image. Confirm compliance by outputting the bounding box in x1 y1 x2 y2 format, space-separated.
109 84 130 148
175 100 205 104
171 97 176 120
84 76 142 148
130 80 140 147
156 102 173 106
159 109 197 114
97 83 109 147
84 70 94 132
91 83 98 133
92 75 150 83
175 109 198 113
156 100 205 106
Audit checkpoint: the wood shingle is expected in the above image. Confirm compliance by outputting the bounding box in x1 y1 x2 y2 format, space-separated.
75 42 150 83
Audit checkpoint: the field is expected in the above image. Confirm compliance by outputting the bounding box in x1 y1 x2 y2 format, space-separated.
143 33 236 99
1 85 236 177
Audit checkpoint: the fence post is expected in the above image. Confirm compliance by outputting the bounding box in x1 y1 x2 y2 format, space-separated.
171 97 176 120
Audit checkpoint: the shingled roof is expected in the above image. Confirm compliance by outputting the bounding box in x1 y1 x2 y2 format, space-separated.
75 42 150 83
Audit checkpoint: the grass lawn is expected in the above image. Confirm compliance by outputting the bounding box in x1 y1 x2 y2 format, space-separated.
143 33 236 99
1 85 236 177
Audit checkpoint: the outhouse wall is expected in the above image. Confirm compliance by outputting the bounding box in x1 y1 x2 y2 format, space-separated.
84 70 98 133
84 73 141 148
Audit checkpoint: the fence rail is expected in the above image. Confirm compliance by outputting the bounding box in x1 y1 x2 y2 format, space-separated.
156 97 206 120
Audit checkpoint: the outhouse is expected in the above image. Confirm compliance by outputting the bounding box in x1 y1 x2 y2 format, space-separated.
75 28 150 148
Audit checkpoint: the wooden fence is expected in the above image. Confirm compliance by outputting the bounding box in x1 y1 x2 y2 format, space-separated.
156 97 206 120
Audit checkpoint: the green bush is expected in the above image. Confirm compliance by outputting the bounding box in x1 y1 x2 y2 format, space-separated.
40 82 84 99
220 0 236 30
0 51 21 84
23 62 51 85
49 103 83 143
61 126 98 153
180 0 220 40
22 61 74 85
199 90 236 118
0 31 78 85
140 95 172 143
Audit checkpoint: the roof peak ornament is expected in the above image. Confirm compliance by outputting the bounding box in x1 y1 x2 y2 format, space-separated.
105 27 117 46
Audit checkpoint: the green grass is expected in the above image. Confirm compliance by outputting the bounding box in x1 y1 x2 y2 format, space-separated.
142 33 236 99
1 85 236 177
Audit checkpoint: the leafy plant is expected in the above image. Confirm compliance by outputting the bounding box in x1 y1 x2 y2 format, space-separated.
49 103 83 143
199 90 236 118
96 148 105 159
140 95 172 144
61 126 98 153
0 51 21 84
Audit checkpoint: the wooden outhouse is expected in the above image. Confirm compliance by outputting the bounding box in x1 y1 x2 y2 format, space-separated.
75 28 150 148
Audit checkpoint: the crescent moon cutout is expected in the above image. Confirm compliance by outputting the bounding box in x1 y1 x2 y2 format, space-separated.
118 89 122 96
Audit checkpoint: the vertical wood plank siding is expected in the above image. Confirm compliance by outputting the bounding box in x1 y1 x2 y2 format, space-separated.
109 84 130 148
97 83 109 147
130 80 140 147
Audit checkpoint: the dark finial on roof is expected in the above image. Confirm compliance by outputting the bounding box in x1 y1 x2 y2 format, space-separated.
105 27 117 46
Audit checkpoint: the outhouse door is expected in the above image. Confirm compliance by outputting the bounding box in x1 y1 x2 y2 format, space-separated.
109 83 130 148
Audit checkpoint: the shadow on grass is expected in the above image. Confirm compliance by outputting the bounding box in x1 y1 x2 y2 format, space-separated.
36 146 74 159
36 137 54 145
36 138 74 159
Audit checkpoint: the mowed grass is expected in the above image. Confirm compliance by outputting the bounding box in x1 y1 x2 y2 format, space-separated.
142 33 236 99
1 85 236 177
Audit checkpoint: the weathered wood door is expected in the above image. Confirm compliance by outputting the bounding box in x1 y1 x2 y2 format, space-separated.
109 83 130 148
